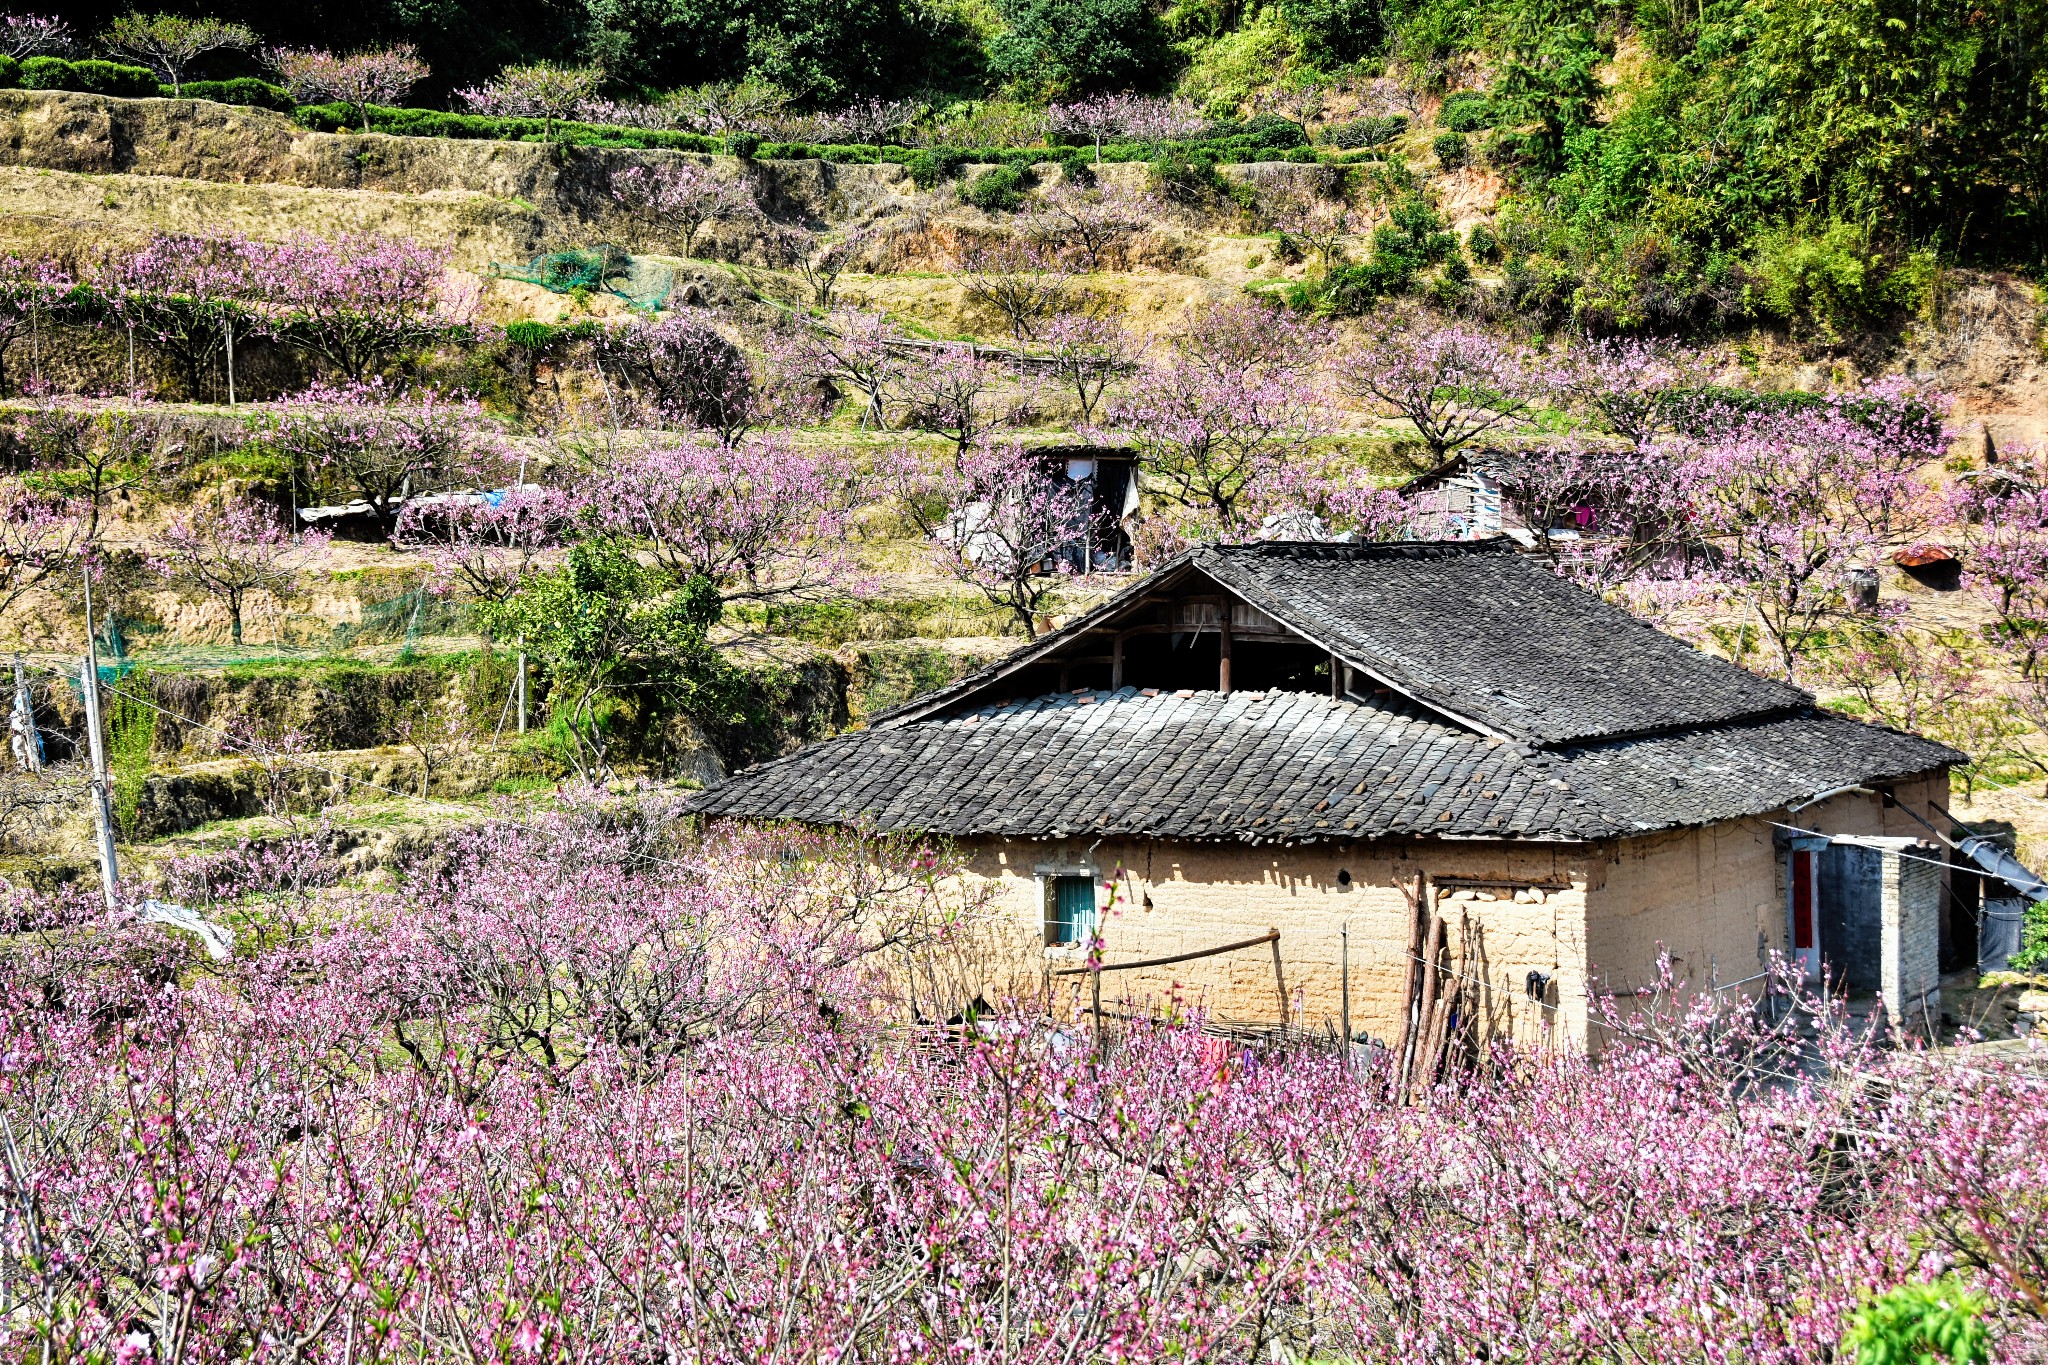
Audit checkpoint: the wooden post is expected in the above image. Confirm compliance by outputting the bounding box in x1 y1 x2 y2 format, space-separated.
1111 632 1124 690
1091 968 1103 1058
1393 874 1425 1087
1330 652 1340 698
1218 613 1233 693
1340 921 1352 1071
1269 927 1288 1029
1409 909 1445 1096
80 654 119 911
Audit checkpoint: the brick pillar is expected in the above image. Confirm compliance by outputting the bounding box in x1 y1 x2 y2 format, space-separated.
1880 842 1941 1030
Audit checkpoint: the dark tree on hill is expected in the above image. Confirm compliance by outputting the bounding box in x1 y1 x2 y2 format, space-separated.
988 0 1171 97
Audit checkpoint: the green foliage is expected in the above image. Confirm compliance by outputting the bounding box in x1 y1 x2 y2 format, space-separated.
503 319 601 353
1746 220 1934 343
1432 129 1468 167
1438 91 1493 131
1467 220 1500 261
1385 0 1488 82
1277 0 1387 67
962 162 1035 211
174 78 296 111
1840 1278 1990 1365
1488 0 1604 173
1201 113 1312 151
1446 0 2048 331
724 130 763 160
0 56 19 89
1323 113 1407 148
1292 193 1456 313
2011 901 2048 973
105 670 158 841
1176 4 1298 114
294 102 726 152
479 541 759 758
990 0 1172 95
20 58 159 98
1148 147 1260 213
583 0 973 104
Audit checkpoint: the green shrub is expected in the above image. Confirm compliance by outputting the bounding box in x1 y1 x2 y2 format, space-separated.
1278 0 1387 67
106 669 158 840
1467 220 1500 261
21 57 159 98
174 77 295 112
503 319 601 352
963 162 1034 211
1290 194 1455 314
1433 129 1468 167
1323 113 1406 148
989 0 1170 95
1200 114 1311 151
2011 900 2048 973
1747 219 1903 341
725 130 762 159
293 102 724 153
1438 92 1494 132
1839 1277 1988 1365
0 56 18 89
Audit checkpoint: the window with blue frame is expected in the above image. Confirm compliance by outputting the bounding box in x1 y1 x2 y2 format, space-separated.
1048 875 1098 946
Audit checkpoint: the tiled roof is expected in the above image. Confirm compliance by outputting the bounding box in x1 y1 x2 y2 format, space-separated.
686 687 1958 844
1195 542 1809 744
878 542 1810 747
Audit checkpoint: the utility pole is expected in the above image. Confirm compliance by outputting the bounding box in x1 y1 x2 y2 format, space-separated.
515 451 529 735
81 572 119 910
10 653 40 774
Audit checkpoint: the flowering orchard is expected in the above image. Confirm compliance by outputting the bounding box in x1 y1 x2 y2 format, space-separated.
0 803 2044 1362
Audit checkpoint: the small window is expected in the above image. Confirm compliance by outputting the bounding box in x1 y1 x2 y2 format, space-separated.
1048 875 1098 946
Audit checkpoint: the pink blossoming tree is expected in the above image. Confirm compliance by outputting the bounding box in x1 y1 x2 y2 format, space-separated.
270 381 478 530
1333 320 1549 464
457 63 601 142
585 434 870 610
269 44 430 133
1113 298 1330 536
609 160 760 258
155 495 332 646
886 440 1092 636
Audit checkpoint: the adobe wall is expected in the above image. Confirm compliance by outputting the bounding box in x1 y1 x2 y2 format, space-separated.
1580 773 1950 1026
948 773 1950 1051
953 835 1601 1049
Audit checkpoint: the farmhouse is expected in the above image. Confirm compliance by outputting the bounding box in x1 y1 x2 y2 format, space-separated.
690 541 1963 1048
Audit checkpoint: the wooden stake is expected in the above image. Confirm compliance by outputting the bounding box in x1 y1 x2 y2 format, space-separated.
1393 873 1426 1089
1340 921 1352 1071
1091 967 1103 1059
1269 927 1288 1029
1408 907 1445 1097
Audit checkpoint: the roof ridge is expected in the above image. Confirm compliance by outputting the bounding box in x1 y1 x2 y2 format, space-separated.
1198 538 1517 561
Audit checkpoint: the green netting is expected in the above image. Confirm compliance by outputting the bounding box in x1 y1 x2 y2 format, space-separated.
491 245 674 312
330 585 470 649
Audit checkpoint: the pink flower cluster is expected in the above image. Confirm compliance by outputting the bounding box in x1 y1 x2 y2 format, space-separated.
1 808 2042 1363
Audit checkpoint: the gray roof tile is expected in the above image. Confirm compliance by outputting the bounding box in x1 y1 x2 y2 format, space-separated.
686 688 1958 844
